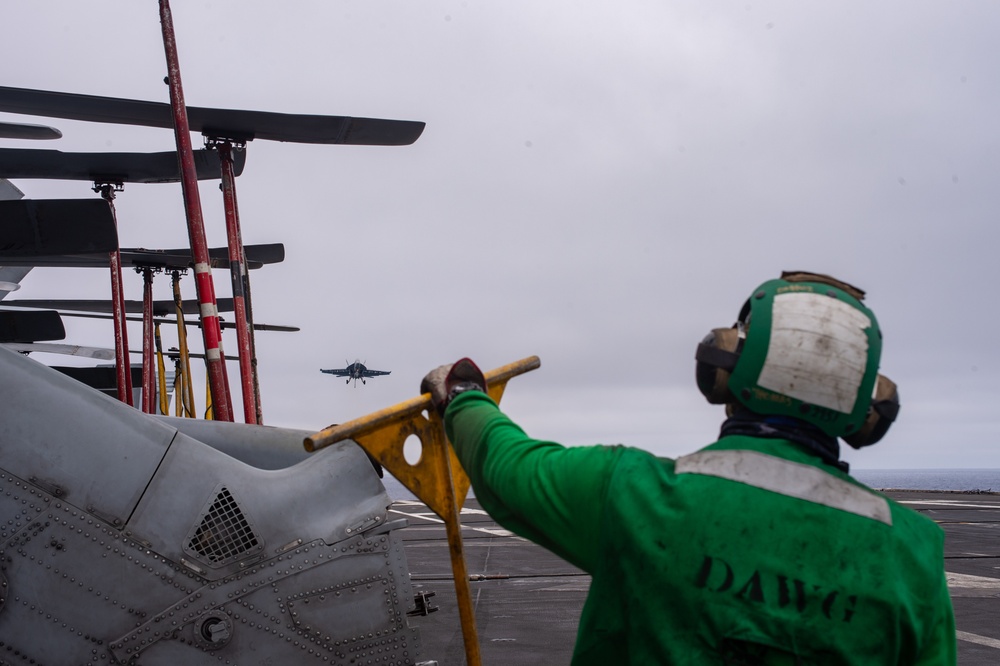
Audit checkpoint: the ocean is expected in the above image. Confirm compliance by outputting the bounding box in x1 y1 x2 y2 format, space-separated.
383 469 1000 501
850 468 1000 493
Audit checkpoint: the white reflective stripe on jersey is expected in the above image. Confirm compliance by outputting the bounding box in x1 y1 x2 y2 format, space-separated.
675 449 892 525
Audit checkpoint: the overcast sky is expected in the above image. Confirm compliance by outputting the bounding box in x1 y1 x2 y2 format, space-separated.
2 1 997 470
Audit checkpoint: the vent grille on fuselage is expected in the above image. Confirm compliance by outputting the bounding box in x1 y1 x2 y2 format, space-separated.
187 487 261 565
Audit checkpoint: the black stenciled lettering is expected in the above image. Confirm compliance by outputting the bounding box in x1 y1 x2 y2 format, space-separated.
821 590 839 619
736 570 765 604
842 595 857 623
777 576 808 613
793 578 807 612
777 575 790 608
697 555 860 624
694 556 713 589
694 555 734 592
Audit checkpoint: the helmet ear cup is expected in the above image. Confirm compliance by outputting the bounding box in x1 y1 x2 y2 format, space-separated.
695 327 741 404
844 374 900 449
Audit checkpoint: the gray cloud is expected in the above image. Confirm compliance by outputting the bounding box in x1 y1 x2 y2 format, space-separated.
2 1 997 470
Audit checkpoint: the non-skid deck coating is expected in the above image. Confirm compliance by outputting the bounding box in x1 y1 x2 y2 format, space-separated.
394 491 1000 665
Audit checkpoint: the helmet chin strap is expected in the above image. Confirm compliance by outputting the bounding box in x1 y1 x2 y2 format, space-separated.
720 406 848 473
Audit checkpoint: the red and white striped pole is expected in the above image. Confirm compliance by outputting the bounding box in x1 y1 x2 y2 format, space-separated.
158 0 233 421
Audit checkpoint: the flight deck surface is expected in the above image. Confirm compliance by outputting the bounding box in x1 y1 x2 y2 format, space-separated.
393 490 1000 665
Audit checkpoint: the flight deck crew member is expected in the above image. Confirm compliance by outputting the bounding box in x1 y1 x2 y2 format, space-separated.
421 271 956 665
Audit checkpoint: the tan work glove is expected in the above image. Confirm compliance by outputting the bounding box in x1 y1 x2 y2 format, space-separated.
420 358 487 415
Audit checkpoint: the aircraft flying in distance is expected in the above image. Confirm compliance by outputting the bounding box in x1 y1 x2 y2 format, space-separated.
321 359 390 386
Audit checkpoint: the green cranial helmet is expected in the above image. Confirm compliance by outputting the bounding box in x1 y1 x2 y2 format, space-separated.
711 272 883 438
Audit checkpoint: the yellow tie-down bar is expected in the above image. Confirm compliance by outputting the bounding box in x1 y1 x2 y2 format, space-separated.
304 355 541 666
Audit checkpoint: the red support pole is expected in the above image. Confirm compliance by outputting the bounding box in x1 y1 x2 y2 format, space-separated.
141 266 156 413
158 0 233 421
97 184 134 406
217 141 259 424
243 274 264 425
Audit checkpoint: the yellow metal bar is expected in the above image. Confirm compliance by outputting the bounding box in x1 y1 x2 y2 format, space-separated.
154 322 169 415
305 355 540 453
303 355 540 666
172 271 197 418
173 361 183 417
204 374 214 420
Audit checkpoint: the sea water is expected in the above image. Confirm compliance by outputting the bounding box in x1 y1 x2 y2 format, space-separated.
851 468 1000 493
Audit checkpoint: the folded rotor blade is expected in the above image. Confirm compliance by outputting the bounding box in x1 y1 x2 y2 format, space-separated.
3 342 115 360
0 239 282 270
2 297 235 317
22 309 299 332
0 121 62 140
0 147 245 183
118 242 284 270
0 199 118 259
0 309 64 342
2 341 239 362
52 365 141 394
0 86 425 146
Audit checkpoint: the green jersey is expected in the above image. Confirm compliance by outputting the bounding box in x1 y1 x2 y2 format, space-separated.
445 391 956 665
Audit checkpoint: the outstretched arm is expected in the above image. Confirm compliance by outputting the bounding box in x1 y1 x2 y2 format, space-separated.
445 390 624 572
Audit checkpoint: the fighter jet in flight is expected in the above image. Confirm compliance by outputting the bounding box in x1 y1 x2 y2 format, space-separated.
321 360 390 386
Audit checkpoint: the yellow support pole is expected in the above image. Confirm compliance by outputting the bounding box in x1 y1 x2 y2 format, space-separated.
305 355 540 666
173 359 184 417
172 271 197 418
204 374 214 421
154 322 169 415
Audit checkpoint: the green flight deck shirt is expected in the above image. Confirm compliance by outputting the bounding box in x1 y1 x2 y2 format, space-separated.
444 391 956 665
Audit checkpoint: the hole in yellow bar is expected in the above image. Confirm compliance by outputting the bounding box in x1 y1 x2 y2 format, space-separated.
403 434 422 466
